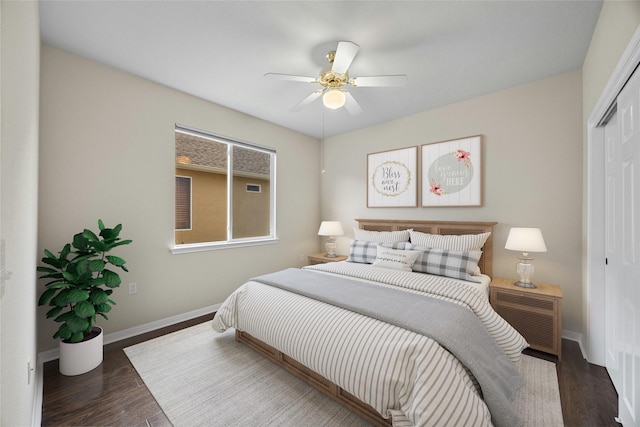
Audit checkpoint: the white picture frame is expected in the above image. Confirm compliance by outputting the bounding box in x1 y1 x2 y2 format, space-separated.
421 135 482 207
367 146 418 208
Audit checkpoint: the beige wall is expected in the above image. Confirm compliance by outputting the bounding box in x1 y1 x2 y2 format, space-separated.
1 1 40 425
583 1 640 118
38 45 321 352
321 71 584 334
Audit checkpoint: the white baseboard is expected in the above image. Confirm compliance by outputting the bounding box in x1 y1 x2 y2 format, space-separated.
103 303 220 347
38 303 220 363
32 357 43 427
562 329 587 359
562 329 582 342
34 303 220 426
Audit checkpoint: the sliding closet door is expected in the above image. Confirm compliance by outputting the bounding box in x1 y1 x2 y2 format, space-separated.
604 110 621 393
607 65 640 427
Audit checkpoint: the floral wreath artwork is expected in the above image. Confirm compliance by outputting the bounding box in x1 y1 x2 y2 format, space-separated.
367 146 417 207
372 161 412 196
422 136 482 207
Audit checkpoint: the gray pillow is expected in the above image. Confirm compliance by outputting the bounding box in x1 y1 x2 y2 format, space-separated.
406 243 482 281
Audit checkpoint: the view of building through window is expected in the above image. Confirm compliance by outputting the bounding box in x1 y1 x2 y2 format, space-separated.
174 126 275 246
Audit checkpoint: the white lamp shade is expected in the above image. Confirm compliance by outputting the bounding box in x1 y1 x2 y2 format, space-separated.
318 221 344 236
505 227 547 253
322 89 346 109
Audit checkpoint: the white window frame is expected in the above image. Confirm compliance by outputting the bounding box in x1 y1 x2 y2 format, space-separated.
171 124 277 254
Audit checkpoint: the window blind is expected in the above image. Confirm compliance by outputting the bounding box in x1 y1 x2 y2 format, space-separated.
175 176 191 230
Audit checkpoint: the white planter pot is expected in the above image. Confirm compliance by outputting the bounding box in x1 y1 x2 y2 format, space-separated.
58 326 104 376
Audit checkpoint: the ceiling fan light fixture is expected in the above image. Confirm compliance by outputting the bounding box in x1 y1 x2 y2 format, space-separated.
323 88 346 109
265 41 406 115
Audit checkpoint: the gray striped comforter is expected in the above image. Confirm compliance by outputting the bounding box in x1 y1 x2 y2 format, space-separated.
212 262 528 426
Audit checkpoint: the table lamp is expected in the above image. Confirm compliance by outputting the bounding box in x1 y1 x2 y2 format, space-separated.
318 221 344 258
505 227 547 288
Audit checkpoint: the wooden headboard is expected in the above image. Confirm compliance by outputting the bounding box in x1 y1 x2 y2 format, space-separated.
355 219 498 277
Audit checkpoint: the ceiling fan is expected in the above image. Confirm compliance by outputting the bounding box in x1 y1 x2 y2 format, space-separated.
264 41 408 114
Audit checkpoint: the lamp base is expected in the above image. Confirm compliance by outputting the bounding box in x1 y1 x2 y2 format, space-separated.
513 280 537 289
514 255 537 288
325 238 337 258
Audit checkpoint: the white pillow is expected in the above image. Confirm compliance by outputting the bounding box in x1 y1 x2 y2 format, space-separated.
372 246 421 272
408 230 490 251
353 228 411 243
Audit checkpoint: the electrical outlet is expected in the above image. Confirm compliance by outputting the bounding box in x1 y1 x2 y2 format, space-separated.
129 282 137 295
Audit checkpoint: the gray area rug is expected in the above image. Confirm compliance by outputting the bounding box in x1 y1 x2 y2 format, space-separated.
124 321 563 426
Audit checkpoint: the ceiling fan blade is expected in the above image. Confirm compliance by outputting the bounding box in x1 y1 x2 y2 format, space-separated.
344 92 363 115
331 41 359 75
291 90 323 112
264 73 317 83
350 75 408 87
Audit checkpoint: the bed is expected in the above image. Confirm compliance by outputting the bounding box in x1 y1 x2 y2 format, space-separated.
212 219 528 427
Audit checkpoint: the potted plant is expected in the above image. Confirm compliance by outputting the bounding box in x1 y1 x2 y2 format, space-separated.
37 219 132 375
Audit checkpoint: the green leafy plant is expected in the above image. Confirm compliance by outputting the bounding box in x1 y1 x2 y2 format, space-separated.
37 220 132 343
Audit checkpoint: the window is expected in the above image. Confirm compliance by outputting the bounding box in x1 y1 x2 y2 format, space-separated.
175 176 192 230
246 184 261 193
172 125 276 253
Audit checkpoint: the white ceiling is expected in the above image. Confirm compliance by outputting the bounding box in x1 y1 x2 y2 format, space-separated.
39 0 602 139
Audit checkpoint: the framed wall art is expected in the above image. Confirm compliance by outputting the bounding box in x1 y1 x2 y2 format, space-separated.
421 135 482 207
367 146 417 207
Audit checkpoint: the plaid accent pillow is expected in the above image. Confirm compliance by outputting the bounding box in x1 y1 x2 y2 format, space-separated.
347 240 408 264
407 244 482 281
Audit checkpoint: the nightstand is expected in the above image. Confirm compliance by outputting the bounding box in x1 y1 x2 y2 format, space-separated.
307 253 348 265
490 277 563 361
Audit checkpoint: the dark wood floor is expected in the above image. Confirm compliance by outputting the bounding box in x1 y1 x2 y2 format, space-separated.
41 315 213 427
42 316 619 427
523 345 619 427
